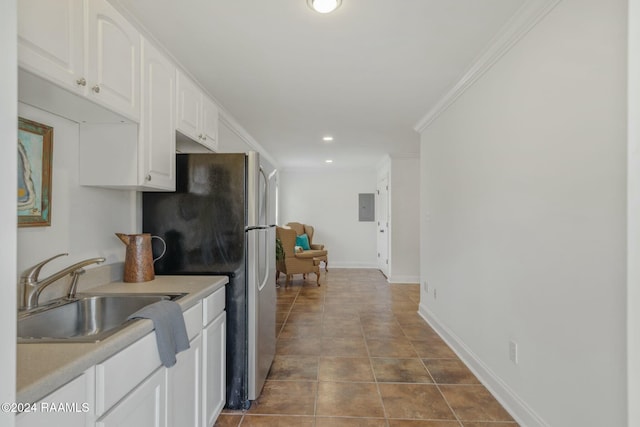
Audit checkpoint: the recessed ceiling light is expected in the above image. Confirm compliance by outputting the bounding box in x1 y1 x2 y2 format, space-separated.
322 136 334 142
325 159 334 163
307 0 342 14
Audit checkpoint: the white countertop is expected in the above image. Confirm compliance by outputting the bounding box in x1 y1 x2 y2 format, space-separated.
16 275 228 404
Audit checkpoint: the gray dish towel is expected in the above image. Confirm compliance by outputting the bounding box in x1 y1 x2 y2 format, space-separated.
127 300 190 368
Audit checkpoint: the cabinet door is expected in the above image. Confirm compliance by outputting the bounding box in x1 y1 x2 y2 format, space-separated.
141 39 175 190
18 0 86 94
167 334 202 427
203 312 226 427
16 367 95 427
96 367 165 427
176 70 202 142
87 0 140 121
201 96 219 152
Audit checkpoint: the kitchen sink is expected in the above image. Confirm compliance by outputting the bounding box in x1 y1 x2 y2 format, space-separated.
17 293 186 343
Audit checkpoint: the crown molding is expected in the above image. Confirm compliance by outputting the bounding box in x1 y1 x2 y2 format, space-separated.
414 0 562 133
217 111 279 169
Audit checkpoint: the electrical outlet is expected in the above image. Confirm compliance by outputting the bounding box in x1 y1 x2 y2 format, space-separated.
509 340 518 364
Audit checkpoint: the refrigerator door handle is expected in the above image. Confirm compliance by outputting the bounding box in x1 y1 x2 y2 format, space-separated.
245 224 276 232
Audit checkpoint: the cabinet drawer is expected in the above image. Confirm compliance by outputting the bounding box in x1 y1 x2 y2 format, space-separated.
203 287 225 326
96 331 161 416
183 301 202 341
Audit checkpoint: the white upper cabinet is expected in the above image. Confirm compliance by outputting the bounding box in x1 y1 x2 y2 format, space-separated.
140 39 176 191
176 70 219 152
18 0 86 95
202 96 219 150
18 0 140 122
87 0 141 122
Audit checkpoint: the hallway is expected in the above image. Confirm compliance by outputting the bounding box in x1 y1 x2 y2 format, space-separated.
216 269 517 426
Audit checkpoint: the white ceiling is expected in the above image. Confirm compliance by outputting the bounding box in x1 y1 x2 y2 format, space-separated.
114 0 527 170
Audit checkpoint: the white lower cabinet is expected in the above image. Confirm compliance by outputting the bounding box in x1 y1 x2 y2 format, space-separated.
167 333 202 427
16 367 95 427
96 367 165 427
203 312 226 427
17 289 225 427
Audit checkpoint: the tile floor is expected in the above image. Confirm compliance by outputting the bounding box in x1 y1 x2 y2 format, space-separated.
215 268 518 427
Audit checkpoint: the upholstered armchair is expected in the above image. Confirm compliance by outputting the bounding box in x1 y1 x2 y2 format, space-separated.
285 222 328 271
276 226 321 286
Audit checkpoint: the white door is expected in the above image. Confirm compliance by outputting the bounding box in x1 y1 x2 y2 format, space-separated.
377 175 389 277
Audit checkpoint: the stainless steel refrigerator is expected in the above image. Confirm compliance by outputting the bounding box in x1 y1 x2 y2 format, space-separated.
142 151 276 410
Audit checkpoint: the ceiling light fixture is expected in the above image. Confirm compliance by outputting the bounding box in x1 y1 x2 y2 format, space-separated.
307 0 342 14
322 136 334 142
325 159 334 164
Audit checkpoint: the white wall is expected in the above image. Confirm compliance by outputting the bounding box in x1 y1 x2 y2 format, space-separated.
16 103 136 304
1 1 17 426
389 155 420 283
279 169 377 268
419 0 627 426
628 0 640 424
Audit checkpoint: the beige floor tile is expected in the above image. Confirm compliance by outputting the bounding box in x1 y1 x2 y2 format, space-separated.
267 356 318 381
412 338 458 359
318 357 375 382
276 337 322 356
256 268 514 427
247 381 316 415
423 359 481 385
240 415 315 426
316 382 385 418
371 358 433 383
322 336 369 357
387 420 461 427
362 321 405 338
367 336 419 358
213 414 242 427
286 311 323 324
439 385 515 422
278 322 323 338
378 383 456 420
315 417 387 426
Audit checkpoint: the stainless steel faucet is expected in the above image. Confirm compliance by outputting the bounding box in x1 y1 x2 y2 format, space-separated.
20 253 106 310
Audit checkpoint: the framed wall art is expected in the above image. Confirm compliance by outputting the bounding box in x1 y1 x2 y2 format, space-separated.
18 117 53 227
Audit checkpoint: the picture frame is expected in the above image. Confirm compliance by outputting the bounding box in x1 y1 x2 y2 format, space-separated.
18 117 53 227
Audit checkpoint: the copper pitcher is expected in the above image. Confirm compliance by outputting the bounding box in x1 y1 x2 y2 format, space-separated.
116 233 166 283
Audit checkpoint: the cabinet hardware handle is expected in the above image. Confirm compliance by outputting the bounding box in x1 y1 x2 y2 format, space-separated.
92 85 100 93
76 77 87 86
198 134 204 139
146 174 152 181
202 136 207 141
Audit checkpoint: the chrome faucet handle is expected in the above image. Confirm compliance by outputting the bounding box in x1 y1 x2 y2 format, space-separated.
67 268 87 299
21 253 68 284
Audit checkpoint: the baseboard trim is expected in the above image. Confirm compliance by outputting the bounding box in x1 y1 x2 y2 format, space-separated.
388 275 420 284
418 303 549 427
328 263 379 269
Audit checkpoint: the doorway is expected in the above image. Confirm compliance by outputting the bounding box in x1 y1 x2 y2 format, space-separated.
376 174 389 277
